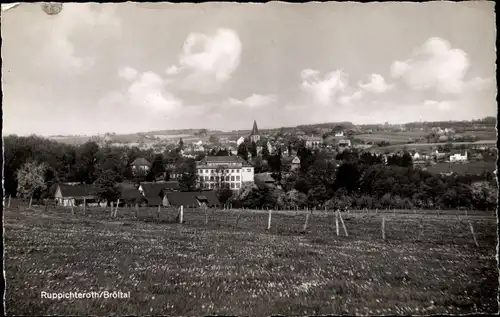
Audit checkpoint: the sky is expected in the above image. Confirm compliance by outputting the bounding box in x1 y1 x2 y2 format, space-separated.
1 2 497 136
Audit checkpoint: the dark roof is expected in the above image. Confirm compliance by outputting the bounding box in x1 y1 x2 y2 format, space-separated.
255 173 275 183
146 196 163 206
131 157 151 167
199 156 251 166
250 120 259 136
57 184 98 198
166 191 219 207
140 181 180 197
117 183 144 201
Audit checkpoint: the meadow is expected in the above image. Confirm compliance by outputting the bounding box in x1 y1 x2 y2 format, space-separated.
4 204 498 315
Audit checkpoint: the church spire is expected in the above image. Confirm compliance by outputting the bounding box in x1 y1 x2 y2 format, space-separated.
250 120 259 136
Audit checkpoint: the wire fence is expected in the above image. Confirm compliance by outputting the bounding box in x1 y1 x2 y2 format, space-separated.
5 198 497 249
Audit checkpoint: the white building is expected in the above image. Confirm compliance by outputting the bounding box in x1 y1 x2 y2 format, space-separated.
449 151 468 162
334 131 344 137
236 136 246 146
196 156 254 191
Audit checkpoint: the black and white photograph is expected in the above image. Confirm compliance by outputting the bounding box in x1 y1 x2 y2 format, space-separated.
1 1 498 315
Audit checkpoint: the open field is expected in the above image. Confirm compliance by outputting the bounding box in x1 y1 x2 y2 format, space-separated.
4 205 498 315
372 139 497 153
424 161 497 175
356 132 427 143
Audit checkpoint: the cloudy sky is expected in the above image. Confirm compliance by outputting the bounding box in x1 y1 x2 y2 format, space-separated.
2 2 496 136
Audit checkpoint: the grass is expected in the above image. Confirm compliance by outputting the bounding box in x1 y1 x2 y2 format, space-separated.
356 132 427 143
4 205 498 315
424 161 497 175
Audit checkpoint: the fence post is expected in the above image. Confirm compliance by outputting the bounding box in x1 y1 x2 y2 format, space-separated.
469 221 479 247
157 205 161 218
339 210 348 236
335 209 340 236
204 205 209 225
115 199 120 218
267 208 272 230
465 208 468 217
180 205 184 224
8 195 11 208
29 196 33 209
376 208 378 214
83 197 86 214
135 203 138 218
70 199 74 215
302 212 310 233
382 217 386 240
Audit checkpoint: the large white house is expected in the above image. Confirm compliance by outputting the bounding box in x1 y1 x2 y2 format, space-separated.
196 156 254 191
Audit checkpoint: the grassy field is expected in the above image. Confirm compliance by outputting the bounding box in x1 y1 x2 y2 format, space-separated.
372 140 497 153
4 205 498 315
356 132 427 143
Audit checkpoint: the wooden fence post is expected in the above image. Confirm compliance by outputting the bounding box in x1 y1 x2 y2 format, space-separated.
110 202 113 216
7 195 11 208
29 196 33 209
382 217 386 240
180 205 184 224
204 205 209 225
302 212 310 233
235 208 244 228
135 203 138 218
267 208 272 230
114 199 120 218
465 208 468 217
335 209 340 236
469 221 479 247
375 208 378 214
83 197 86 214
70 199 74 215
157 205 161 219
339 210 348 236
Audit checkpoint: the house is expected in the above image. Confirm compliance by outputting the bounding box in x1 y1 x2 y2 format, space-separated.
338 139 351 148
164 191 220 208
305 136 323 148
138 181 180 206
334 131 344 137
449 151 468 162
196 156 254 191
130 157 151 175
290 156 301 171
54 183 106 207
249 120 261 143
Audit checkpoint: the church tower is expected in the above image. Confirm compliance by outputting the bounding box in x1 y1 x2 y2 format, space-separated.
249 120 261 143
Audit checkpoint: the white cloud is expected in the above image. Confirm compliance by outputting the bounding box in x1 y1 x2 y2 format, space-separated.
390 37 469 94
36 4 121 73
424 100 452 111
338 91 363 106
118 66 138 81
300 69 348 105
464 77 494 92
358 74 393 93
170 28 242 93
127 71 182 113
165 65 181 75
227 94 277 109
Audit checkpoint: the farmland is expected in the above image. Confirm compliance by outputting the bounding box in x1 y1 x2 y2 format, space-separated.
4 205 498 315
356 132 428 144
372 139 497 153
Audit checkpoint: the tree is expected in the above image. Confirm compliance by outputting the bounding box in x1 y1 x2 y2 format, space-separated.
94 169 121 204
149 154 166 181
261 143 270 160
249 141 258 158
209 135 220 143
178 159 198 191
16 161 48 200
178 138 184 150
216 188 233 207
237 142 249 162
